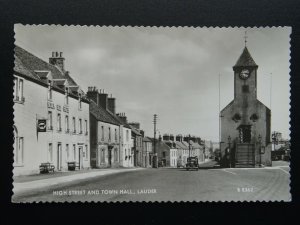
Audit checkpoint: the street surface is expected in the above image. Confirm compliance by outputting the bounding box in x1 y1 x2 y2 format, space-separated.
13 161 290 202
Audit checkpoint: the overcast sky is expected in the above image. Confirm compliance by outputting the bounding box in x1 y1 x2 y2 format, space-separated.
15 25 291 141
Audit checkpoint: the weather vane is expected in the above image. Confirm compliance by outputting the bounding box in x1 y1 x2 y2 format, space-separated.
244 30 248 47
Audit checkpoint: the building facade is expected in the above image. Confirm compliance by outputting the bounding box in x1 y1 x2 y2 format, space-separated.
88 88 123 168
220 46 272 168
14 46 90 176
142 137 153 168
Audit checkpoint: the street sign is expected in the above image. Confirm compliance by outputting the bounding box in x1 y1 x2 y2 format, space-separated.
37 119 47 132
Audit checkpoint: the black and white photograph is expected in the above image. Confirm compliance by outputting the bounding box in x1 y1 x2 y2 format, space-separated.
12 25 291 202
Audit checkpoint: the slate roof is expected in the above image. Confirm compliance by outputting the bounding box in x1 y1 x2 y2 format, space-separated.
89 101 121 126
107 110 131 129
143 137 152 142
233 47 258 68
14 45 82 99
129 125 142 136
175 141 188 150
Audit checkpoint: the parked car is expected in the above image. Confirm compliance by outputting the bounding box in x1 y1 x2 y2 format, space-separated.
186 157 199 171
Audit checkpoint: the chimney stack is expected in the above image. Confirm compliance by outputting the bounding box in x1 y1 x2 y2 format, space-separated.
108 95 116 114
87 86 99 105
49 51 65 72
117 113 128 124
98 90 108 110
176 134 183 142
163 134 170 141
169 134 174 141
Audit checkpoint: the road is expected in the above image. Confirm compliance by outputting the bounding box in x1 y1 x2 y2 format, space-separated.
13 161 290 202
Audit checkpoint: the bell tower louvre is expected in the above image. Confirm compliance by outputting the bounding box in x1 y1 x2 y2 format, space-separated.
220 45 272 168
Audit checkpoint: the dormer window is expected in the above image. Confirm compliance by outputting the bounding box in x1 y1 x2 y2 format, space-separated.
78 93 82 110
47 80 52 100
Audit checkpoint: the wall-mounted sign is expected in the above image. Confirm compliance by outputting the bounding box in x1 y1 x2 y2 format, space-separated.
37 119 47 132
47 101 55 109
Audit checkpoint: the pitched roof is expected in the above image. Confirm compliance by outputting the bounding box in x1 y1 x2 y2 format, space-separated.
129 125 142 136
14 45 80 96
143 137 152 142
233 47 258 68
175 141 188 150
89 101 121 126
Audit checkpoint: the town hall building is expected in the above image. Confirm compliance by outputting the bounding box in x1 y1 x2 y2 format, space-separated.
220 46 272 168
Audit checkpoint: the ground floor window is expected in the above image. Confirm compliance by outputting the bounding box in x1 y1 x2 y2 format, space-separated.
73 144 76 161
66 144 69 161
14 137 24 165
85 145 88 160
48 143 53 162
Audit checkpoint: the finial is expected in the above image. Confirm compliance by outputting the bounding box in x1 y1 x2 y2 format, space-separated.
244 30 248 47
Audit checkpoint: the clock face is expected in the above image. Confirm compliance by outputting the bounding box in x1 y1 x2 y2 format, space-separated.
239 69 250 80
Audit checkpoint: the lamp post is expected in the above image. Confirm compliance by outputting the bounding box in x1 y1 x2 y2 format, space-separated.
188 134 191 158
228 135 231 168
258 134 262 167
153 114 158 168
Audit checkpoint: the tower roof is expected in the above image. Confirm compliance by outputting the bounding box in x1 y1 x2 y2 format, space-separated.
233 47 258 68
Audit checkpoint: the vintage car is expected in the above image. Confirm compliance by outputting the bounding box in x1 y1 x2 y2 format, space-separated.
186 156 199 170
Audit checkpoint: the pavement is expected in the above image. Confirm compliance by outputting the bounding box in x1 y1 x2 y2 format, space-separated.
12 160 290 203
13 167 144 194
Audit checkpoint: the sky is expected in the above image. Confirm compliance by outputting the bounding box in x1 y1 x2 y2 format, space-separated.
15 25 291 141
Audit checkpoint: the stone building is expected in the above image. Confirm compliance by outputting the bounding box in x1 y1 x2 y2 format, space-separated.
13 46 90 175
142 137 153 168
88 88 133 168
220 46 272 167
128 123 143 167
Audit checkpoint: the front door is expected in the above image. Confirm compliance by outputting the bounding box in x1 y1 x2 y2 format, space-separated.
108 146 112 167
57 143 62 170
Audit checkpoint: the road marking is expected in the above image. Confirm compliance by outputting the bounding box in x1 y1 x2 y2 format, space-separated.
222 169 237 175
278 167 290 175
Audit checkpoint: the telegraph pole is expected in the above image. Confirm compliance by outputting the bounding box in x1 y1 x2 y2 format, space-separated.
188 134 191 157
153 114 158 168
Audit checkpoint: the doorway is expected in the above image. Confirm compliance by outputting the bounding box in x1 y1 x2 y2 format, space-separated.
78 145 83 169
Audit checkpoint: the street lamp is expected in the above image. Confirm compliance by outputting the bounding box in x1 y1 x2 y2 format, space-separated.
228 136 231 168
258 134 262 167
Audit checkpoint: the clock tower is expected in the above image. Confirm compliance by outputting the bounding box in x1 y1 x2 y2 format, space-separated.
220 46 271 168
233 47 258 100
